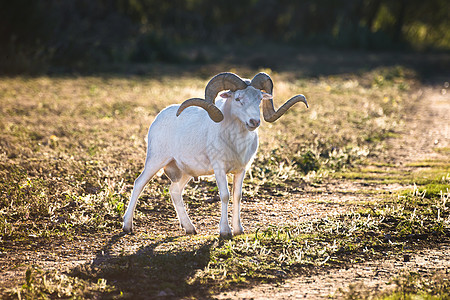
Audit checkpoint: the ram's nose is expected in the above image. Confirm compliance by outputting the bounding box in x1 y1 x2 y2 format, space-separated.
248 118 260 128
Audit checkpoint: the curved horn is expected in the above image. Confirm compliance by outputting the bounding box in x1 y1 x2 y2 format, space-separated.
204 72 248 102
251 72 308 123
250 72 273 94
176 98 224 122
176 72 248 123
262 94 308 122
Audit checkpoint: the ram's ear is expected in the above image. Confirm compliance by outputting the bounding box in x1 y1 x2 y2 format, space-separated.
262 92 273 100
219 91 233 99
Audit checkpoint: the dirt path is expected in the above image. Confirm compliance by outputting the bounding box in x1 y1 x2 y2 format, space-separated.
216 245 450 299
213 85 450 299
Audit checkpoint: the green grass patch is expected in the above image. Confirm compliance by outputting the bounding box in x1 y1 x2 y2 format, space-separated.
406 160 450 168
412 169 450 186
419 183 450 199
336 171 408 184
337 159 450 188
340 270 450 299
434 147 450 155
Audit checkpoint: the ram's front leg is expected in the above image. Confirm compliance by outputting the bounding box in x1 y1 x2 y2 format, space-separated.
232 170 245 235
214 169 232 237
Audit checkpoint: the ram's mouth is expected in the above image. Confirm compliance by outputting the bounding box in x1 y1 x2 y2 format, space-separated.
245 123 259 131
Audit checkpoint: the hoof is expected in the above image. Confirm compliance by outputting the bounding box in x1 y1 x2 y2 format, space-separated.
122 224 133 234
233 229 244 236
220 230 233 239
184 227 197 235
220 224 233 238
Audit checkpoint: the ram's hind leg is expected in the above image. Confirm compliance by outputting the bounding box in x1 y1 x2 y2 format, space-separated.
123 157 168 233
165 162 196 234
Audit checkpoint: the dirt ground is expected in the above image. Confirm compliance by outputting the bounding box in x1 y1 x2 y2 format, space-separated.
0 79 449 299
214 85 450 299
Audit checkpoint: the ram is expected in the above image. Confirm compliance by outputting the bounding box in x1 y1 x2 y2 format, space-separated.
122 72 308 237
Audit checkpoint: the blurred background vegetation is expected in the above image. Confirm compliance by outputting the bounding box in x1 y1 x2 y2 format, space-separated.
0 0 449 74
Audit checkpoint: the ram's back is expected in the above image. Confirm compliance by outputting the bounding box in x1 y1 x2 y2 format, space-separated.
147 105 216 176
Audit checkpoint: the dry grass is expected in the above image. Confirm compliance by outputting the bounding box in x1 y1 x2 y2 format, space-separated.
0 67 415 240
1 63 448 298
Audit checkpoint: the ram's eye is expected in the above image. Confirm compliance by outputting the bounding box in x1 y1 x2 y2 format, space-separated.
235 97 241 102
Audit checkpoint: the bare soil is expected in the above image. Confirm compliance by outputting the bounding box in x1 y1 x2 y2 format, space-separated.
0 80 449 299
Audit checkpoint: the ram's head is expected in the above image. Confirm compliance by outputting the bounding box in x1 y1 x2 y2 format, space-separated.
176 72 308 123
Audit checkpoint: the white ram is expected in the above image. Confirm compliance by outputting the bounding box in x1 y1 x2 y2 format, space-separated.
122 72 308 237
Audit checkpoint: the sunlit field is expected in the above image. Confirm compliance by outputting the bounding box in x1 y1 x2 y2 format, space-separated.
1 61 449 298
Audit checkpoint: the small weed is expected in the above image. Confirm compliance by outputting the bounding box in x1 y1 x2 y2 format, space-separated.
294 150 320 174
